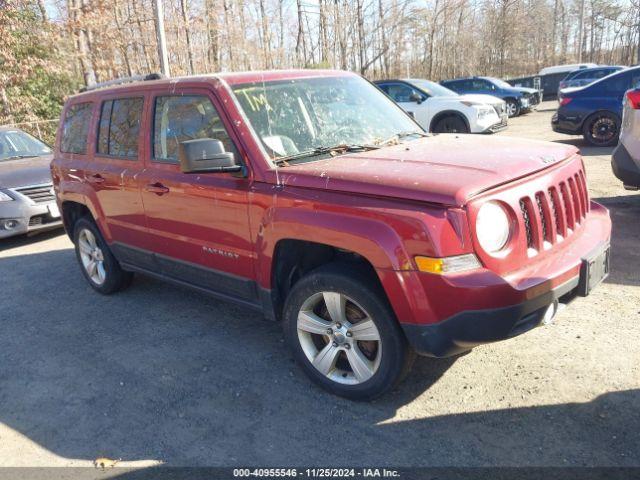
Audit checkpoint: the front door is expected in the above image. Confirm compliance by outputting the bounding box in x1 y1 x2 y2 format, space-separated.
138 89 256 302
383 83 430 129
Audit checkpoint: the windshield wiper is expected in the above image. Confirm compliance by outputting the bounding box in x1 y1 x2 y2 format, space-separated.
377 130 428 147
274 143 381 166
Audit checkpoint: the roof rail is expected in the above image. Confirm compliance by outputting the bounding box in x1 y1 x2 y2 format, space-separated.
80 73 166 92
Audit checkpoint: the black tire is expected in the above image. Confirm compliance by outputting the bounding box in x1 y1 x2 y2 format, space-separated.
73 217 133 294
432 115 469 134
506 99 520 117
283 263 415 400
582 111 620 147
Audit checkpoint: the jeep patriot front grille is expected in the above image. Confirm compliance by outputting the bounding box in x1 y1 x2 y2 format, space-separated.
518 170 589 253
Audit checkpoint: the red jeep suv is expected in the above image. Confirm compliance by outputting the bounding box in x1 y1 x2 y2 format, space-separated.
52 70 611 400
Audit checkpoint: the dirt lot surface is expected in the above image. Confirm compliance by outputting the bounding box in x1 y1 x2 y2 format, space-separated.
1 102 638 468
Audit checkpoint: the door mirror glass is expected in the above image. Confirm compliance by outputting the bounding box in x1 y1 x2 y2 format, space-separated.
179 138 242 173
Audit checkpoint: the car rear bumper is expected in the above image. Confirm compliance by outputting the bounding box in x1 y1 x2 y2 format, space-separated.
551 112 581 135
391 202 611 357
0 199 62 239
612 142 640 188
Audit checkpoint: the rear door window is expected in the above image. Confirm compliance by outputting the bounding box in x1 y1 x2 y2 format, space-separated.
97 98 144 158
60 102 93 154
152 95 237 163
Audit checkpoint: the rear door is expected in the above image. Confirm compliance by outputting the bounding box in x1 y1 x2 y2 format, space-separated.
92 95 149 252
138 88 256 301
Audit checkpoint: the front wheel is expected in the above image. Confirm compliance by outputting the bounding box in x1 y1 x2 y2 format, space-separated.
582 112 620 147
283 264 414 400
74 217 133 294
505 99 520 117
432 115 469 133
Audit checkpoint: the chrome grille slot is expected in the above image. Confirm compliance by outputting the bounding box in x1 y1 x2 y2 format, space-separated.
535 192 551 244
15 184 55 204
559 182 575 230
519 198 534 250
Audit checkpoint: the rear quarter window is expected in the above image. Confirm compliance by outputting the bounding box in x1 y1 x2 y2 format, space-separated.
60 102 93 154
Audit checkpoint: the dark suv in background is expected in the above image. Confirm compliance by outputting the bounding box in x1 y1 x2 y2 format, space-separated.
558 66 626 95
441 76 539 117
552 66 640 146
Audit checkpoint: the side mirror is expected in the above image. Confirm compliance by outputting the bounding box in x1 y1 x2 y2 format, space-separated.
409 92 423 104
178 138 242 174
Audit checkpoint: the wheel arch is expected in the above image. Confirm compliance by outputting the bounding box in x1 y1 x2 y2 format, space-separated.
256 209 417 322
429 110 471 133
579 109 621 131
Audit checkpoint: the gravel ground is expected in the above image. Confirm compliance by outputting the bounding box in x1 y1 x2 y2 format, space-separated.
0 102 638 469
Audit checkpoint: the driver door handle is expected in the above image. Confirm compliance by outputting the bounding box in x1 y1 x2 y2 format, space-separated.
145 182 170 195
87 173 105 184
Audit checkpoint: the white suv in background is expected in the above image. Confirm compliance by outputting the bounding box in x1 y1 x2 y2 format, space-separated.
375 79 508 134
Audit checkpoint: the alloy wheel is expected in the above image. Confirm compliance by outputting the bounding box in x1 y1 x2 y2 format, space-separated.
78 228 106 285
589 116 617 145
506 102 518 117
296 291 382 385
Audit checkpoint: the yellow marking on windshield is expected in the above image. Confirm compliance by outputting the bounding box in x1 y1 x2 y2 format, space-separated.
239 88 273 113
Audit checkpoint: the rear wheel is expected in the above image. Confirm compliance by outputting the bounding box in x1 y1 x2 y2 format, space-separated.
582 112 620 147
73 217 132 294
283 264 415 400
433 115 469 133
505 99 520 117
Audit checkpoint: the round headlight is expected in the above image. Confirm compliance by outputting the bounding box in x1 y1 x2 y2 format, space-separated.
476 201 511 253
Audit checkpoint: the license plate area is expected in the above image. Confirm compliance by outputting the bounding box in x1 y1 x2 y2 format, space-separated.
578 245 610 296
48 203 60 218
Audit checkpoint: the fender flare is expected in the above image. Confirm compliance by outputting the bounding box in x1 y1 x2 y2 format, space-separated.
254 207 415 289
59 182 111 241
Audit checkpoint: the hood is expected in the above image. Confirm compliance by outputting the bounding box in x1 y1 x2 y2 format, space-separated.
276 136 578 206
458 94 505 106
0 155 53 189
516 87 539 95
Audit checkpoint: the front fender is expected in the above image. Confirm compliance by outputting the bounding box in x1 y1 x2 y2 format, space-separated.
255 206 412 287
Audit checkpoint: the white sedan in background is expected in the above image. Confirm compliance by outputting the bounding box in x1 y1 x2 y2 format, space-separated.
375 78 508 134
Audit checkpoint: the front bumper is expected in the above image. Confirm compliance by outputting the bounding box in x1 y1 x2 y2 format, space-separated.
484 118 508 133
402 275 580 357
612 142 640 188
0 197 62 239
393 202 611 357
474 111 508 134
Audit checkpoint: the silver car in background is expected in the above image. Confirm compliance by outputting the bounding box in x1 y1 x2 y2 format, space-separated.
612 88 640 190
0 127 62 239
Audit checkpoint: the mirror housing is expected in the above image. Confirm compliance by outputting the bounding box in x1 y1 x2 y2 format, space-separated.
409 92 423 104
178 138 242 174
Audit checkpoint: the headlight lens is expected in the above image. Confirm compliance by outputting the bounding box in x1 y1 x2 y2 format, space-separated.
476 201 511 253
0 191 14 202
476 107 494 119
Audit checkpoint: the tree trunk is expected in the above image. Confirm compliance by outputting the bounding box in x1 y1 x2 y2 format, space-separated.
180 0 196 74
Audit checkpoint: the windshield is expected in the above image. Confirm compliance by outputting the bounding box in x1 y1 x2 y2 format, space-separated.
409 79 458 97
231 75 422 162
486 77 512 89
0 129 51 161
